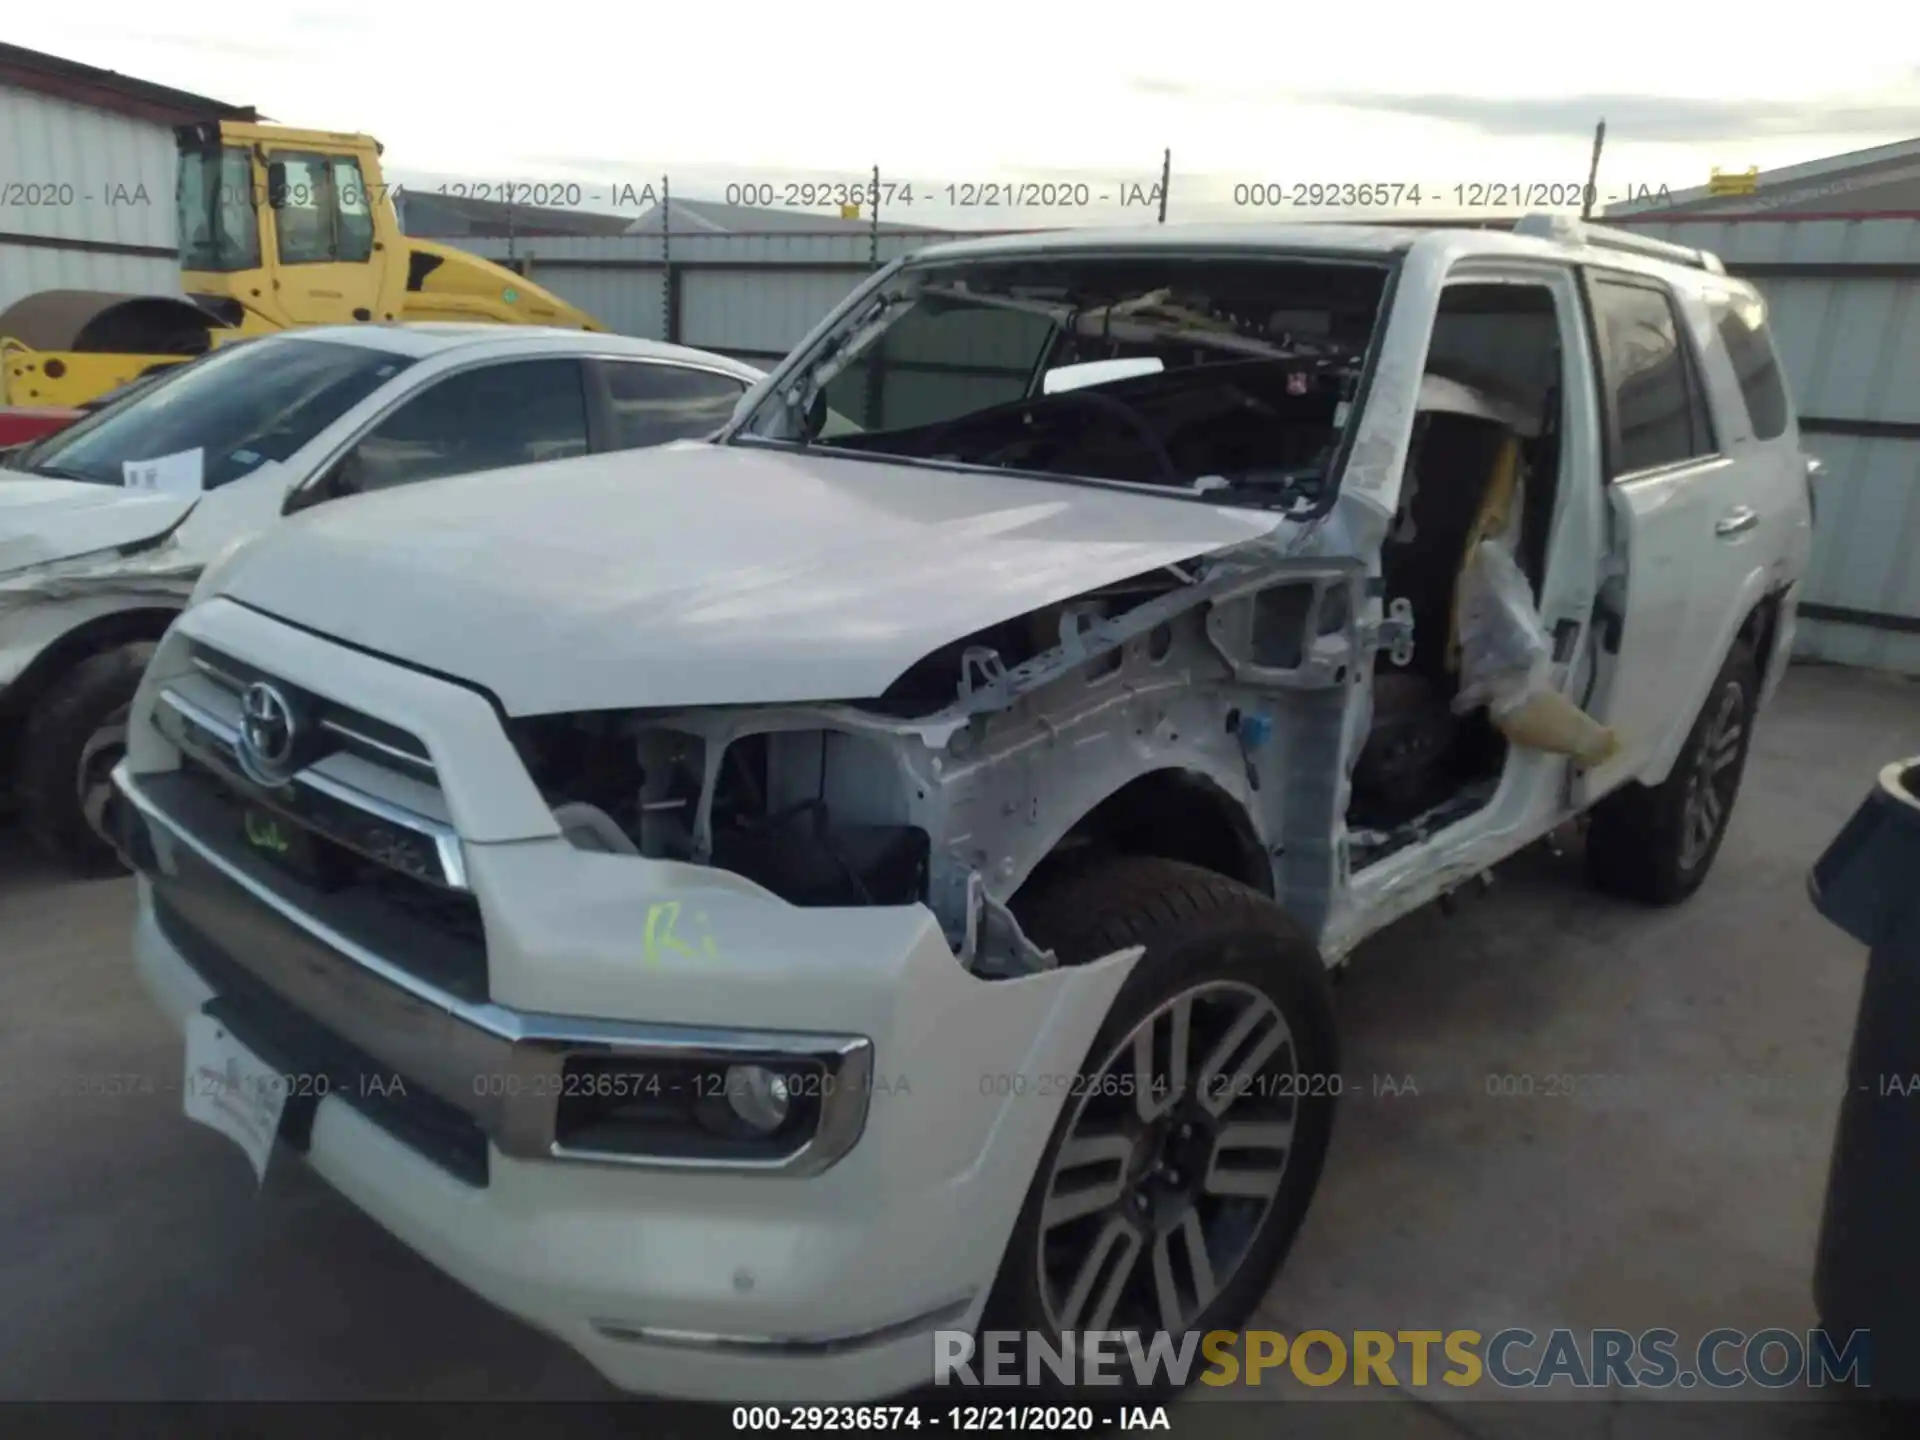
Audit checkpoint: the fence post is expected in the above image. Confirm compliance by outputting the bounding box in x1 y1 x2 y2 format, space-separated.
865 161 886 423
1581 120 1607 221
1158 148 1171 223
660 173 676 343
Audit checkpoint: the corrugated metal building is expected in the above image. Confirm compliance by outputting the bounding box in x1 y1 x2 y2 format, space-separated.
1608 135 1920 219
395 190 632 240
623 197 949 238
0 43 254 316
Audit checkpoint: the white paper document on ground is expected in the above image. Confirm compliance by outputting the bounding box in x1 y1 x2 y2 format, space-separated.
183 1011 287 1185
123 447 205 495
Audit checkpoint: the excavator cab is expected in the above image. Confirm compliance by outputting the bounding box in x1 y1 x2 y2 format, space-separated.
2 122 602 409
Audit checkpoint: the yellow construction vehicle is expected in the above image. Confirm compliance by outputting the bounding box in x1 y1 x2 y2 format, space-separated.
1 119 603 408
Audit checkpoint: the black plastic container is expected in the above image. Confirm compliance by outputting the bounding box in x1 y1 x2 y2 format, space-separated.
1812 756 1920 1396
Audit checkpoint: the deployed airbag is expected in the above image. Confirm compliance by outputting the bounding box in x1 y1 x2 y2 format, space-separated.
1453 539 1617 765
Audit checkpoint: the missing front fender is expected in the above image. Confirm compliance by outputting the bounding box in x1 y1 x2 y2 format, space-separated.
962 871 1057 979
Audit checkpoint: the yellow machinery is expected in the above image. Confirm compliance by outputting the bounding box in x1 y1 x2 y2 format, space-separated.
1 120 603 408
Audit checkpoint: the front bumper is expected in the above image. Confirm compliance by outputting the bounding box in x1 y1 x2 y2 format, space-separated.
114 768 876 1177
131 883 975 1398
116 719 1137 1401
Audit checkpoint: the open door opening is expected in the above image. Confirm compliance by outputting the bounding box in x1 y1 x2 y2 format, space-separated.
1348 282 1577 869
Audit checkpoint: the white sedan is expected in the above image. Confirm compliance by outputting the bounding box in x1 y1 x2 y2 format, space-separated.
0 324 762 874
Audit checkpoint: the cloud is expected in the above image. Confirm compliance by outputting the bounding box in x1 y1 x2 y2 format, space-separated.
117 31 304 64
1125 75 1920 144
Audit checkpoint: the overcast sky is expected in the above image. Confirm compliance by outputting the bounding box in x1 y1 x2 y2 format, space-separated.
11 4 1920 227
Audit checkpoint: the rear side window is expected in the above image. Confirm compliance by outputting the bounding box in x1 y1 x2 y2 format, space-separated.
602 361 748 449
1706 290 1789 441
1587 275 1716 477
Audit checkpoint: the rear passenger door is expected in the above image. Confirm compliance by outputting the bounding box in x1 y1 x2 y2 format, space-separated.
1574 269 1751 798
591 360 750 450
1699 285 1812 590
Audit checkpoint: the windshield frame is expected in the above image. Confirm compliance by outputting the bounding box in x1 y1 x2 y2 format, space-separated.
719 244 1404 520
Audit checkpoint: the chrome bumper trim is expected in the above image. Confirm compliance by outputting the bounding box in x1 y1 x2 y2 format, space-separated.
589 1296 975 1357
114 762 874 1176
156 686 469 891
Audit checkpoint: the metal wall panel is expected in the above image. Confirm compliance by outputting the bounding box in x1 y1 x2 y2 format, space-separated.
0 85 182 312
468 232 927 367
0 240 179 314
1623 216 1920 673
679 268 866 359
518 263 670 341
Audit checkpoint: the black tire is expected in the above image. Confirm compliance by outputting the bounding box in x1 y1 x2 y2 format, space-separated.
15 642 153 877
1586 641 1758 906
982 856 1339 1399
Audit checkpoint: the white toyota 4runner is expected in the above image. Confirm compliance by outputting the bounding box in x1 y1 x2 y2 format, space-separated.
111 214 1812 1401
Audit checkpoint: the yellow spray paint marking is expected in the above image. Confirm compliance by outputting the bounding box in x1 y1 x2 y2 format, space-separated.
244 811 289 855
643 901 719 966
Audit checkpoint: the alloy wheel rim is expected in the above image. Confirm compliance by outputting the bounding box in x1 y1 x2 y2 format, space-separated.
1036 980 1298 1337
1679 680 1745 871
75 707 130 845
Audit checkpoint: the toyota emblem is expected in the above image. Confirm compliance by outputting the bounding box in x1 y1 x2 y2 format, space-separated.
237 681 301 785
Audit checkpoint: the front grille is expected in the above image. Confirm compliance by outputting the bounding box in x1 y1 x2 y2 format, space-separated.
156 896 490 1188
188 640 436 778
163 759 490 1001
152 638 490 1001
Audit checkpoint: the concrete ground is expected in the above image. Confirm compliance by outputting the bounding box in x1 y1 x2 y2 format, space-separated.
1 663 1915 1437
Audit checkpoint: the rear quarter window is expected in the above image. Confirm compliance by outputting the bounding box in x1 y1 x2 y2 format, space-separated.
1706 290 1790 441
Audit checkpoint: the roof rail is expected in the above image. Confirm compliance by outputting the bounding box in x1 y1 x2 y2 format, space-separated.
1512 212 1726 275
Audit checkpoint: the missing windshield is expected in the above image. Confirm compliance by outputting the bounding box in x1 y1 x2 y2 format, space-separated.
736 252 1393 509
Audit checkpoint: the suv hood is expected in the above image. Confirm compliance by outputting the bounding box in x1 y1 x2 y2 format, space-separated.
0 473 198 573
212 444 1282 715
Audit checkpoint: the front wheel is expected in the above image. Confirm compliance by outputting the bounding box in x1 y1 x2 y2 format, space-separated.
16 642 153 877
984 857 1339 1396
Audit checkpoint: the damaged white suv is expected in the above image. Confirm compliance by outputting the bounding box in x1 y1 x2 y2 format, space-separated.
112 215 1811 1401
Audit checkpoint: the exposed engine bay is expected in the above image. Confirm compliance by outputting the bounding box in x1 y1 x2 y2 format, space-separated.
504 542 1364 979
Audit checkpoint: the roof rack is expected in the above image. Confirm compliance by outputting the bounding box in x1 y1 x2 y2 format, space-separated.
1512 212 1726 274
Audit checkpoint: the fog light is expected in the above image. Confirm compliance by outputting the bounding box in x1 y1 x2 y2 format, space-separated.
725 1065 791 1133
